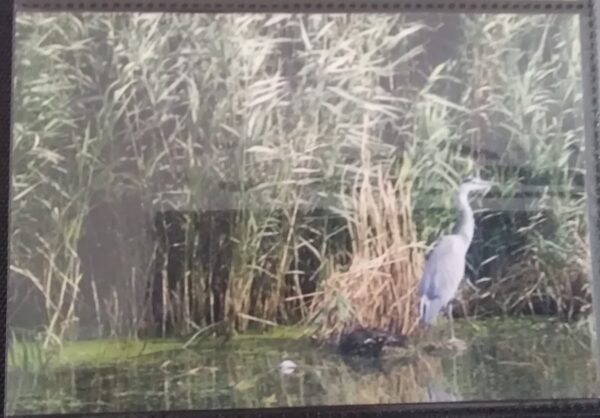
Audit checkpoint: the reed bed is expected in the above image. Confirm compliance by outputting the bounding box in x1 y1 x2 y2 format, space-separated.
8 12 588 343
308 163 423 339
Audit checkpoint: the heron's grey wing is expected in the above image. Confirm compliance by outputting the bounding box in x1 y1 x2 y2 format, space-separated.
418 239 442 297
419 236 465 302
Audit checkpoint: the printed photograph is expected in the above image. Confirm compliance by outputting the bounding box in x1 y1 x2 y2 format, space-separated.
6 11 597 415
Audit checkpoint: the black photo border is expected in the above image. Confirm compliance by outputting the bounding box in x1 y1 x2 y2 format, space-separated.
4 0 600 417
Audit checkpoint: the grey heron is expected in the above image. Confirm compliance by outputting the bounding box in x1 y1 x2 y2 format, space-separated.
418 176 494 340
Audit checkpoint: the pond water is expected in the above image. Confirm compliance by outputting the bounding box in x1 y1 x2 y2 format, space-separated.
6 319 599 415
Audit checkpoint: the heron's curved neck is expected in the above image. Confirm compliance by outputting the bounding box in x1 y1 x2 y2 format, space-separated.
454 189 474 244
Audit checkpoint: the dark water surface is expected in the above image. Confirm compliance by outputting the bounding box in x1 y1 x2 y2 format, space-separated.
6 319 598 415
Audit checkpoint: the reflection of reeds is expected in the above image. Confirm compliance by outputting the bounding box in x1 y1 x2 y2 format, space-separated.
6 344 443 414
308 163 423 339
316 354 443 405
6 321 596 415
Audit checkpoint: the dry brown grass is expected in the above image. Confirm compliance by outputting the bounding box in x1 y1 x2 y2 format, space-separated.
309 162 424 340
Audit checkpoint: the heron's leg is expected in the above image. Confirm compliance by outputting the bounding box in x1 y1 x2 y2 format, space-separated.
448 304 455 340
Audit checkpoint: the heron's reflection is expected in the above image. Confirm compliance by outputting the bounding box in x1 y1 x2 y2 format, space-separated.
425 380 462 402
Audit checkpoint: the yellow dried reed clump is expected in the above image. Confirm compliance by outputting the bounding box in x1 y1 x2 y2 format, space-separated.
309 163 424 341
